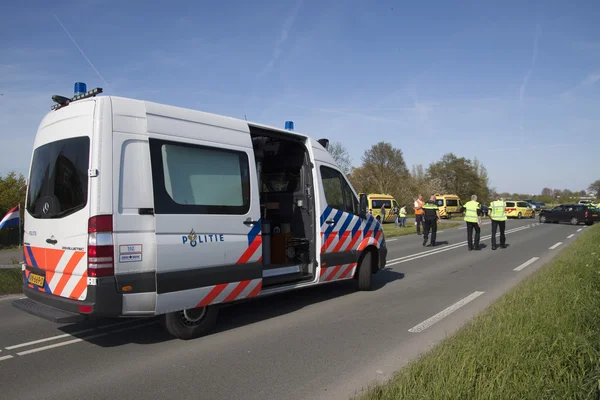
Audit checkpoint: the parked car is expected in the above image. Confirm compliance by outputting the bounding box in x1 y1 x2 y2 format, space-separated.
539 204 600 225
505 200 535 219
524 199 546 211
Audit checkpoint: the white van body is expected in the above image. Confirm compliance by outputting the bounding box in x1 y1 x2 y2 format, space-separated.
14 91 387 339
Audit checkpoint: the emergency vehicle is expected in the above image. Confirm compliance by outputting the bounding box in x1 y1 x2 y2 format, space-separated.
13 83 387 340
360 193 399 223
505 200 535 219
433 194 462 219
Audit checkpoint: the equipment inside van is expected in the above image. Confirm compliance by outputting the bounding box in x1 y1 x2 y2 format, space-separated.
13 83 387 340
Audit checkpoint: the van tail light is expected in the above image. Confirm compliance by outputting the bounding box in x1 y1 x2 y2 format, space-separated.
88 215 114 277
585 211 589 218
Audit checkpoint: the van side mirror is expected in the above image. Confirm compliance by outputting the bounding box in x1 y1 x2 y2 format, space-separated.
359 193 368 218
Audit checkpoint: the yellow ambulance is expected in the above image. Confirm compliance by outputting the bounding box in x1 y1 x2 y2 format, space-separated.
361 193 399 223
434 194 463 219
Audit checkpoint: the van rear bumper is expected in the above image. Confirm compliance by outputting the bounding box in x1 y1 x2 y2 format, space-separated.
15 276 123 323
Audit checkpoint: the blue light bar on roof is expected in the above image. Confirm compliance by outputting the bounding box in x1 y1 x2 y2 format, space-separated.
74 82 87 95
285 121 294 131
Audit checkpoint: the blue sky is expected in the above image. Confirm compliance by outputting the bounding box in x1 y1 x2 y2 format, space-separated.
0 0 599 195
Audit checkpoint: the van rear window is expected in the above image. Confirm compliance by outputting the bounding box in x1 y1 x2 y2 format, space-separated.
26 137 90 219
446 199 458 207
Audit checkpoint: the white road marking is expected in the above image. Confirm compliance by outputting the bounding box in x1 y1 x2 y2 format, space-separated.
408 291 485 333
458 227 466 230
387 238 398 242
567 234 575 239
5 319 144 350
16 334 106 356
577 228 582 232
549 242 562 250
387 226 530 266
15 321 159 357
514 257 539 271
0 355 13 362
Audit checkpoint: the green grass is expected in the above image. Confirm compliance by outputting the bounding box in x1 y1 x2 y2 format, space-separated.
382 222 462 238
356 223 600 400
0 268 22 296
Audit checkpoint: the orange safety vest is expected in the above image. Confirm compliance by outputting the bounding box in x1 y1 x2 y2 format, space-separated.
415 199 424 215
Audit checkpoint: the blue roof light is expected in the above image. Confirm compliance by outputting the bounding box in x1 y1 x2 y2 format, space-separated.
74 82 87 96
285 121 294 131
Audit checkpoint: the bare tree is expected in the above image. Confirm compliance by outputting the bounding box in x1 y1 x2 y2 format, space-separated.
327 141 353 175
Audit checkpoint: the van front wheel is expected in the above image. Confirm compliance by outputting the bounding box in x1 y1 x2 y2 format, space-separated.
162 305 219 340
357 251 373 291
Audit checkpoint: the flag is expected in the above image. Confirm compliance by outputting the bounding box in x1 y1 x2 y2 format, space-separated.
0 205 20 230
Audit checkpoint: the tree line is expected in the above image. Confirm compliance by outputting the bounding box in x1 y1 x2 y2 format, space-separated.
330 141 491 211
329 142 600 212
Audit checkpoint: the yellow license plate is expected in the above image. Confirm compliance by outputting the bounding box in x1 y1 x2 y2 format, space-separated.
28 273 45 287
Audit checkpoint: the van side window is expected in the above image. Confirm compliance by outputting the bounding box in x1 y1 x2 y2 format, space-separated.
149 139 250 215
320 166 358 214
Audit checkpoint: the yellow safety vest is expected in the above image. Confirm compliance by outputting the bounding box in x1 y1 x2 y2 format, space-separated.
489 200 507 221
463 200 480 223
399 208 406 217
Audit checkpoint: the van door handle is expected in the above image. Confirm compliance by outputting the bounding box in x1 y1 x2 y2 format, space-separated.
243 220 259 226
325 220 335 225
46 238 57 245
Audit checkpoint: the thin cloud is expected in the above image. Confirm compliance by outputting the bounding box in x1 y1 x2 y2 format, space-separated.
519 23 542 107
583 72 600 86
258 0 304 77
54 14 109 87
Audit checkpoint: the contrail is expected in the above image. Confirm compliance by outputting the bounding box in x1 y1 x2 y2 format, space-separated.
54 14 108 86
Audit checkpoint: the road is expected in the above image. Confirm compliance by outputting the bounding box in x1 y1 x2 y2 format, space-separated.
0 219 588 400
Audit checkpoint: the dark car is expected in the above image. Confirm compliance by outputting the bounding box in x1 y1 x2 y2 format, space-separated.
539 204 600 225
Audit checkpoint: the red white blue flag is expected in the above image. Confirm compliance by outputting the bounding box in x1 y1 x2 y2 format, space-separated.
0 205 20 230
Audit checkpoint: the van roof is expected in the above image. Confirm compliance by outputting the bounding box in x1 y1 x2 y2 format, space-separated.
44 94 338 167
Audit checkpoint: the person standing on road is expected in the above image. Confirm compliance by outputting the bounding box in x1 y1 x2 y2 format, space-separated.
489 194 507 250
414 194 424 235
464 194 483 251
422 194 441 247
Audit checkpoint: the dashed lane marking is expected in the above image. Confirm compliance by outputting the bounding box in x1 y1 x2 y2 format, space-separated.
408 291 485 333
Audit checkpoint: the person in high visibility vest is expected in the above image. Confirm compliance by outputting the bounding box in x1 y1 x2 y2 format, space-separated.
463 194 483 251
414 194 425 235
399 204 407 227
489 194 507 250
422 194 441 247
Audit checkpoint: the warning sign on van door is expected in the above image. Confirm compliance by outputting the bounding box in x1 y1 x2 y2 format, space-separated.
119 244 143 263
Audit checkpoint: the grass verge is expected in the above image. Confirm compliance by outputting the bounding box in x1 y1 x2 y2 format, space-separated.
356 224 600 400
382 222 462 238
0 267 22 296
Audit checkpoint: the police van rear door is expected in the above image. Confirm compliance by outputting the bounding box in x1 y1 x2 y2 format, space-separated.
23 100 94 301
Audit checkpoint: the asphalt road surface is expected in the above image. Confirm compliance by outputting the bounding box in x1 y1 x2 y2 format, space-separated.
0 218 588 400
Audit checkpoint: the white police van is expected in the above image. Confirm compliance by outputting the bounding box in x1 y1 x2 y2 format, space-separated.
13 83 387 340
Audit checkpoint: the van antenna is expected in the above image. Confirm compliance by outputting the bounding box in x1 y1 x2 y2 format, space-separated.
244 115 247 121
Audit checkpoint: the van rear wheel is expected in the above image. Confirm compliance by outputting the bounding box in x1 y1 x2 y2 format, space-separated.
162 305 219 340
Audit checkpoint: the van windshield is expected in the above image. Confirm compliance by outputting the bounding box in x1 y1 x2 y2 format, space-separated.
26 136 90 219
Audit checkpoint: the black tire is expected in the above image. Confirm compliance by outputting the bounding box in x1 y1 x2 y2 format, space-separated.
518 212 522 219
357 250 373 291
162 306 219 340
570 217 579 225
586 221 594 226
